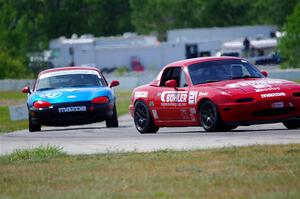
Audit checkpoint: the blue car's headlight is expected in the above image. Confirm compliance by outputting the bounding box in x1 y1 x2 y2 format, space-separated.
33 100 52 109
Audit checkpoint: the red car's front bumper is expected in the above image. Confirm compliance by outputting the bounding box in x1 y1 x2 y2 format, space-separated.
218 98 300 125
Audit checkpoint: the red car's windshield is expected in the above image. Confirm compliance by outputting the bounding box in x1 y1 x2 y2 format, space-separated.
188 59 263 85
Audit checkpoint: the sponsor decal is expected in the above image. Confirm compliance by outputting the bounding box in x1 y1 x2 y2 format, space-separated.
40 70 101 79
190 114 196 121
63 89 79 92
255 87 280 93
189 108 196 114
189 108 197 121
220 91 230 95
67 95 76 99
58 106 86 113
161 102 186 107
188 91 198 104
261 92 286 98
198 92 208 96
227 80 282 89
180 109 189 120
134 91 148 98
152 110 159 119
161 91 188 103
39 92 62 99
149 101 154 107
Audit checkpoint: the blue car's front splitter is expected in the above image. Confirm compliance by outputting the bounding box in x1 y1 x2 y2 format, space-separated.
29 101 114 126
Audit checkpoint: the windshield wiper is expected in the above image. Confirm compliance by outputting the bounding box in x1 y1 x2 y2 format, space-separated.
205 80 220 83
196 80 220 84
71 84 94 87
36 87 54 91
232 75 260 80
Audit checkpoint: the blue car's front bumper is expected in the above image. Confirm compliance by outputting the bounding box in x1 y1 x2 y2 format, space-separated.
29 100 114 126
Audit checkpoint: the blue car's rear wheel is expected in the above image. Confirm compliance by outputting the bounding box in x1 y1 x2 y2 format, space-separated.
134 100 159 134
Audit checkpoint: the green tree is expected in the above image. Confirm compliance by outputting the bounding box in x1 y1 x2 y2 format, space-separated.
87 0 134 36
130 0 176 40
279 2 300 68
130 0 254 40
40 0 133 39
250 0 299 27
0 0 134 78
199 0 253 27
0 50 29 79
0 1 33 78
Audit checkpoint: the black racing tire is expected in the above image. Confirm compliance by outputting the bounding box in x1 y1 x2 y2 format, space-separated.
199 100 223 132
134 100 159 134
29 114 41 132
106 104 119 128
282 120 300 129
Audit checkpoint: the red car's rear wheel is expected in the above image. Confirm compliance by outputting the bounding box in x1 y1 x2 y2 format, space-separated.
134 101 159 134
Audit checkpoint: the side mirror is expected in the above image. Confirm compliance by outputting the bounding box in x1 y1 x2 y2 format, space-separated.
109 80 120 88
21 86 31 94
261 71 268 77
165 79 177 88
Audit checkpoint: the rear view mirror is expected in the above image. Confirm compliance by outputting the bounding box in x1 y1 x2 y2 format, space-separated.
165 79 177 88
261 71 268 77
109 80 120 88
21 86 31 94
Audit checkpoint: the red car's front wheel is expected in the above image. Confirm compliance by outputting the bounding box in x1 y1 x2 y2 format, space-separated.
282 120 300 129
199 100 222 132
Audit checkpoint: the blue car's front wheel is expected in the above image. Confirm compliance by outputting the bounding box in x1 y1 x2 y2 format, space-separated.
106 104 119 128
29 114 41 132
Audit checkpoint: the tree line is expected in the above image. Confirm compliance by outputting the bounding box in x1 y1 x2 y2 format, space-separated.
0 0 299 78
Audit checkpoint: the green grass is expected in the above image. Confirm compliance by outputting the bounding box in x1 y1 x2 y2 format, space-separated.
0 90 131 133
115 90 131 116
0 91 26 100
0 107 28 133
0 144 299 198
1 145 65 163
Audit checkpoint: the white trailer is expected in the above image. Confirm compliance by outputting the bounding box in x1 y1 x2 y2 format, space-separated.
47 25 278 70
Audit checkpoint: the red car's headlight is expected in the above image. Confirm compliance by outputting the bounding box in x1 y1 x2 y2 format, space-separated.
92 96 109 104
33 100 52 108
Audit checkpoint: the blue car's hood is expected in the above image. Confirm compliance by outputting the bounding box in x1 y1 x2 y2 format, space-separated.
29 87 113 104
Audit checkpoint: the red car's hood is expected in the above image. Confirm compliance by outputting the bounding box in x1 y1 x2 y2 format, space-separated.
202 78 296 94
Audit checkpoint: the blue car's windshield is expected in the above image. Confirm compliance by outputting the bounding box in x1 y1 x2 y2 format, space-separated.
36 74 104 91
188 59 263 85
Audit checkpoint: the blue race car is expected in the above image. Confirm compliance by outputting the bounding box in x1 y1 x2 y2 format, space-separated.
22 66 120 132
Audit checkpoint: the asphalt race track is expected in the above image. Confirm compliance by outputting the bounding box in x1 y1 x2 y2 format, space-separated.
0 114 299 155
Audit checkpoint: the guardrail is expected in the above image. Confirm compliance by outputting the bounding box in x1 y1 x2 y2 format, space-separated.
0 69 299 91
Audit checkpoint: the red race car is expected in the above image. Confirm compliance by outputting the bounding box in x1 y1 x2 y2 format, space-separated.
129 57 300 133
